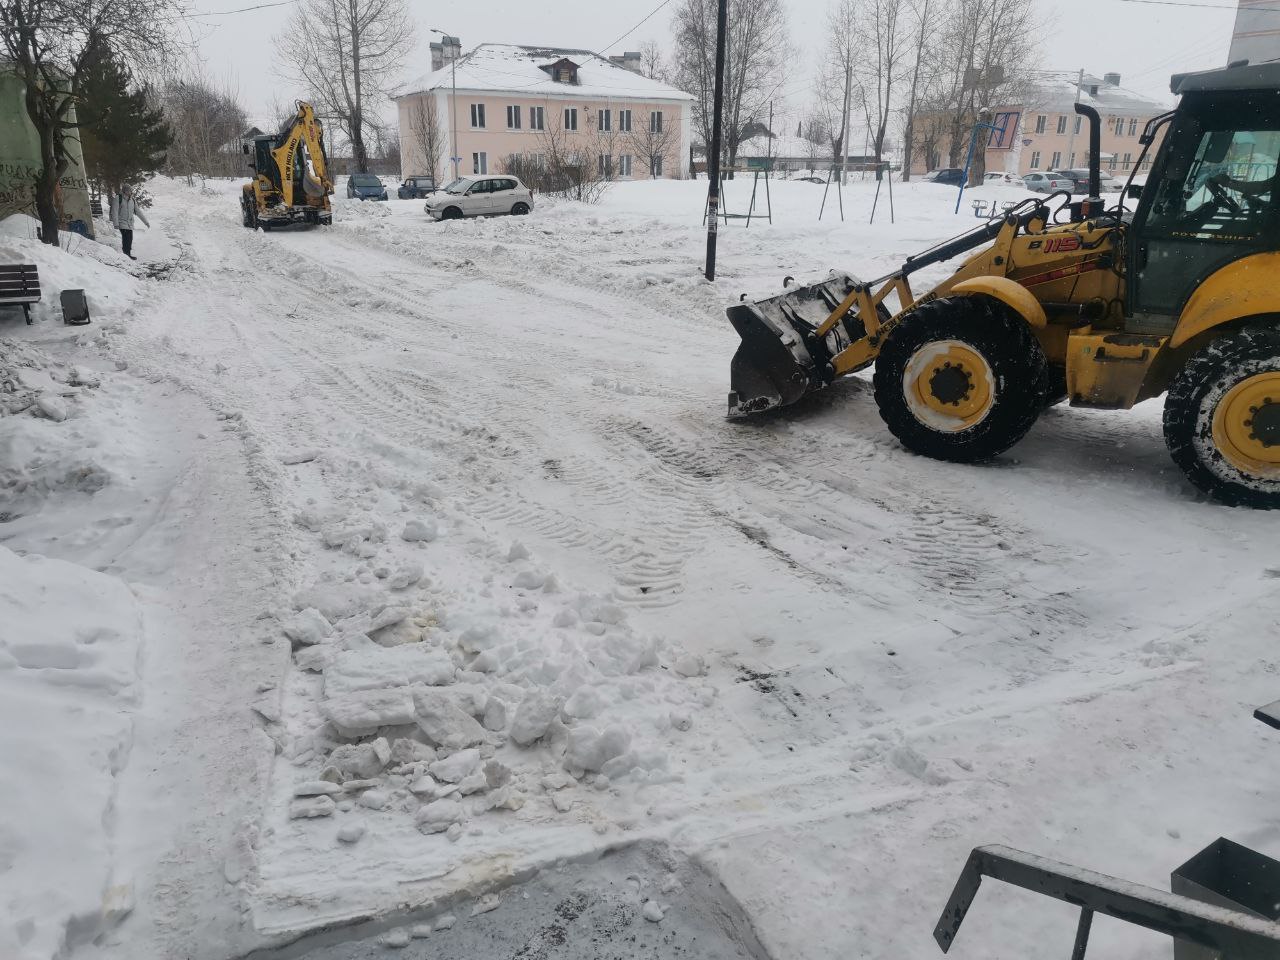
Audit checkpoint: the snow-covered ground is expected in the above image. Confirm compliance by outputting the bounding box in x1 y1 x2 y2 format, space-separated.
1 174 1277 960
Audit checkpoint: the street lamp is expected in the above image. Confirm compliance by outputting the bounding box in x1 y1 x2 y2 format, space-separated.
430 28 460 181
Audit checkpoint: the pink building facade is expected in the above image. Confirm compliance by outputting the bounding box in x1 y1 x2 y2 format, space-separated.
395 44 694 184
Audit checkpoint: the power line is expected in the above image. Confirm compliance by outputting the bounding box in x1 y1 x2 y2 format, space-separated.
598 0 677 55
1120 0 1279 11
183 0 295 18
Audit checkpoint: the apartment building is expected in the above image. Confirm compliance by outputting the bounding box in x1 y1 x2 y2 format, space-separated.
912 72 1171 179
394 42 694 184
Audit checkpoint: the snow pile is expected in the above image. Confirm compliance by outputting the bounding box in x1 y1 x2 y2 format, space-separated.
268 491 712 848
0 340 119 509
0 214 144 325
0 547 144 960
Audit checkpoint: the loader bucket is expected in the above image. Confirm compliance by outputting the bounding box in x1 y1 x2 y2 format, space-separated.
726 272 863 419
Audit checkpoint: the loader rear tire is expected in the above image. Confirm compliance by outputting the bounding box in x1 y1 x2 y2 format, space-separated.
1164 325 1280 508
873 296 1046 463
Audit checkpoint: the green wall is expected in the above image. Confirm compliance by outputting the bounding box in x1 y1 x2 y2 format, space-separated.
0 69 94 235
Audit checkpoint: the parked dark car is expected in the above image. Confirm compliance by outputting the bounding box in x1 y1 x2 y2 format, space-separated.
346 174 388 201
922 167 965 186
398 175 437 199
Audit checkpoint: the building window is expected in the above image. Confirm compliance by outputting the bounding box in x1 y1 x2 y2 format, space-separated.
650 110 663 133
472 152 487 174
1108 155 1117 171
650 154 663 177
619 154 632 177
1050 151 1061 169
470 103 485 128
1123 151 1132 169
1128 118 1138 136
619 109 632 133
1074 116 1082 135
598 153 613 177
506 105 521 129
1034 114 1046 134
564 107 578 131
1113 117 1124 136
529 106 545 130
1056 115 1066 135
1030 150 1041 169
1068 152 1076 167
599 109 611 132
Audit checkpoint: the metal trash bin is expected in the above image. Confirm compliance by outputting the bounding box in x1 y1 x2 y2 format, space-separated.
60 289 90 326
1172 838 1280 960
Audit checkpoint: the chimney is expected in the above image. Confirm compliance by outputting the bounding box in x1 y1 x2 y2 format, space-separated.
431 36 461 72
1103 72 1121 86
609 51 643 73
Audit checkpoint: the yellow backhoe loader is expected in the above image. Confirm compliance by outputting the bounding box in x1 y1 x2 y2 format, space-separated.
728 62 1280 507
240 100 333 230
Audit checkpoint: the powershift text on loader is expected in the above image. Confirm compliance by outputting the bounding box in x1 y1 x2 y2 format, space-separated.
728 62 1280 507
240 100 333 230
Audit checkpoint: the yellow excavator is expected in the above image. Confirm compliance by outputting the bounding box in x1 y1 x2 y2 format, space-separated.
728 62 1280 507
240 100 333 230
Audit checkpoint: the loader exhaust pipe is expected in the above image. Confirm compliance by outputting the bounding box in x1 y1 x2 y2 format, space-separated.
1074 103 1104 218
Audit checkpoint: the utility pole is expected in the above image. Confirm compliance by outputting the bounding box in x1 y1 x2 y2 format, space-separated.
839 57 853 186
704 0 729 281
1064 67 1084 170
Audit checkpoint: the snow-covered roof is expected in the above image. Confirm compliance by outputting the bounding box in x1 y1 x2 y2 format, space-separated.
397 44 694 103
1027 75 1171 116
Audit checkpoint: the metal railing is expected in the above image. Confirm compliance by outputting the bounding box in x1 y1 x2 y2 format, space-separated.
934 845 1280 959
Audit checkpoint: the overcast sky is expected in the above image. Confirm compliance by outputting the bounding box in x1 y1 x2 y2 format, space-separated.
189 0 1236 127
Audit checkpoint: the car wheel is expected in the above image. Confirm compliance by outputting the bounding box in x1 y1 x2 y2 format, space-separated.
1164 325 1280 507
443 207 464 220
873 296 1046 462
512 202 530 216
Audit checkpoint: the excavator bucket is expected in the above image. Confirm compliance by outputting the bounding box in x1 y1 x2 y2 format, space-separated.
727 272 865 418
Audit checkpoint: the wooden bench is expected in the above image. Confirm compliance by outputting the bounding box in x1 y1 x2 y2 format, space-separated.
0 264 40 325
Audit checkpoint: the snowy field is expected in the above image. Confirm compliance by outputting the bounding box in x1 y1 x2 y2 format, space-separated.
1 175 1277 960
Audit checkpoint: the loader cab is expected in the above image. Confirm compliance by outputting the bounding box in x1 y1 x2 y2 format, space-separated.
252 136 278 185
1128 64 1280 331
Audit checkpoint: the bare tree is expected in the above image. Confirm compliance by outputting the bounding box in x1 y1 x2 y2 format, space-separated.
637 39 665 80
626 110 678 179
159 70 249 182
276 0 413 173
899 0 938 180
0 0 181 244
853 0 908 179
525 113 610 203
407 97 446 181
670 0 790 171
814 0 859 176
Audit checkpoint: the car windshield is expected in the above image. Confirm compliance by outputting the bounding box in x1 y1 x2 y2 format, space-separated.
351 175 380 186
444 179 471 194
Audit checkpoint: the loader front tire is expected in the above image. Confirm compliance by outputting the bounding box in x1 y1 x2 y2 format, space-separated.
1164 325 1280 508
874 296 1046 463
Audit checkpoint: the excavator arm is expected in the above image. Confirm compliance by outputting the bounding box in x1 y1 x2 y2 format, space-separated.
270 101 332 209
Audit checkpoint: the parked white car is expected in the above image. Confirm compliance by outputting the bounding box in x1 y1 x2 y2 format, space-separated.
425 176 535 220
984 171 1026 187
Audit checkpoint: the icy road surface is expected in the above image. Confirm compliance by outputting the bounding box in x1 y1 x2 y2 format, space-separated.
2 178 1278 960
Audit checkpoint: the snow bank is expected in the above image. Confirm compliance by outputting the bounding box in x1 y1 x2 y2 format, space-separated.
0 215 143 326
0 546 144 960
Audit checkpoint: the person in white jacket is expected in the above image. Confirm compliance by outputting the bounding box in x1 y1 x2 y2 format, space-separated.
109 184 149 260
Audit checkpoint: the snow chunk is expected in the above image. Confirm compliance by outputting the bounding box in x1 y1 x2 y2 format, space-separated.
283 607 332 647
324 642 455 696
672 653 707 678
401 518 438 542
510 690 559 746
562 686 604 720
414 689 487 750
328 740 391 779
428 748 481 783
642 900 665 922
565 725 631 772
289 796 336 819
380 927 411 948
506 541 531 562
337 820 367 843
35 394 69 422
414 798 463 834
322 687 416 738
294 780 343 797
389 562 425 590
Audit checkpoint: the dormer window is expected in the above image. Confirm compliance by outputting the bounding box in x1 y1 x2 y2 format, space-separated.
538 57 580 85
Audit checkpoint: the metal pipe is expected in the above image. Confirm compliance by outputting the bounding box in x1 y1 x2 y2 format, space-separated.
1074 103 1102 199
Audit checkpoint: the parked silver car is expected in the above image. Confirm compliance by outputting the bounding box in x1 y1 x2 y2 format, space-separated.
1021 171 1075 194
425 176 535 220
